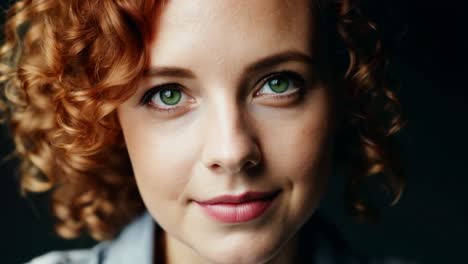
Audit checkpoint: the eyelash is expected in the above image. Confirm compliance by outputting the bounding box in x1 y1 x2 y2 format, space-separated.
139 71 306 114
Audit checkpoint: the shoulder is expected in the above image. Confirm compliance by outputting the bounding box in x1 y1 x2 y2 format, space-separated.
25 242 110 264
315 255 418 264
26 212 155 264
306 212 419 264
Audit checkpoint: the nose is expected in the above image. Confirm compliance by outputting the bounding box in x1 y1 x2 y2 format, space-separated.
201 102 261 175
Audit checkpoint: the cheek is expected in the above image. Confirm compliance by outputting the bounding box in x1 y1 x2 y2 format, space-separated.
260 89 332 216
271 122 330 200
118 114 196 206
291 123 330 183
265 98 331 185
287 123 331 218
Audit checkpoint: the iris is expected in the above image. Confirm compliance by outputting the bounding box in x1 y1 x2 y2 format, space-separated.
160 89 182 105
268 77 289 93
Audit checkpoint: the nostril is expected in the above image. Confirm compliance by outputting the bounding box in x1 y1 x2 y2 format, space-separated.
244 157 261 170
211 164 221 171
244 161 256 170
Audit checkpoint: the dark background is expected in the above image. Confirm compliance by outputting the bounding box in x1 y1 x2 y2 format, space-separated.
1 0 467 263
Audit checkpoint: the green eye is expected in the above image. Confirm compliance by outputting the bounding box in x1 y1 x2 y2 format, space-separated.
160 89 181 105
256 71 305 99
267 77 290 93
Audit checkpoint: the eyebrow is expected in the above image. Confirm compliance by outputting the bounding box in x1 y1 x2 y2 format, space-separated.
143 50 315 78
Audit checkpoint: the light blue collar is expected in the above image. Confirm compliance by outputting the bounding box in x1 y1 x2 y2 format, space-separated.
103 212 155 264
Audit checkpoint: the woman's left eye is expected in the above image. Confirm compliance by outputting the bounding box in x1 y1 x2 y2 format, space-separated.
255 71 305 99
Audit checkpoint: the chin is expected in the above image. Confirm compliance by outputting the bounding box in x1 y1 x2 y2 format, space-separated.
202 251 277 264
196 235 285 264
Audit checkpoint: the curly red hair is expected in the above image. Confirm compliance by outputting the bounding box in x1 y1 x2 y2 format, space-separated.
0 0 404 240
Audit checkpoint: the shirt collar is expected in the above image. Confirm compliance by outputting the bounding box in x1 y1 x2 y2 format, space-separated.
103 211 155 264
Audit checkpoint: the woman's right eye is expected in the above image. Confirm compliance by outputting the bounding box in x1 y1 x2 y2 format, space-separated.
139 84 194 114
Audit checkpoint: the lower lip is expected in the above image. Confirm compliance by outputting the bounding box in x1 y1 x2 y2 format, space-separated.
196 196 277 223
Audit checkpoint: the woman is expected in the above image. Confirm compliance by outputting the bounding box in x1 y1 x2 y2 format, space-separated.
0 0 405 263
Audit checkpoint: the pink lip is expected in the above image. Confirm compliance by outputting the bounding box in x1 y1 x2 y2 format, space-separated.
196 191 280 223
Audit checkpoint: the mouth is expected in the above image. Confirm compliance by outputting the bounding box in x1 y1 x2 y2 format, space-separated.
195 190 281 223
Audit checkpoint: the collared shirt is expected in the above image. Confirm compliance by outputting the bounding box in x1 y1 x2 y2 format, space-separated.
28 212 155 264
27 211 413 264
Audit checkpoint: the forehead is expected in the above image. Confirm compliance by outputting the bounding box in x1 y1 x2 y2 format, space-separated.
150 0 318 69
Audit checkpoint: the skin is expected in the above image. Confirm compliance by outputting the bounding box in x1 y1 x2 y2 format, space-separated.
117 0 335 263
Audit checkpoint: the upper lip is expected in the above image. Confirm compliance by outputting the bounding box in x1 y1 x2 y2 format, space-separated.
196 190 280 205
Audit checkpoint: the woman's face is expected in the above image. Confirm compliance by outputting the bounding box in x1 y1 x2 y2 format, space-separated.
117 0 334 263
